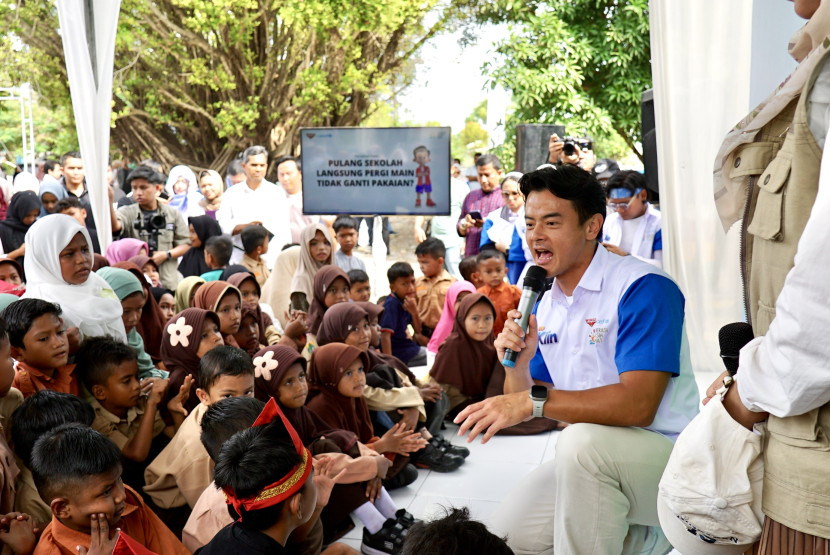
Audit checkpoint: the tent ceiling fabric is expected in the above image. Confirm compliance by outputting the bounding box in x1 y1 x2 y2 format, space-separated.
56 0 121 252
649 0 750 379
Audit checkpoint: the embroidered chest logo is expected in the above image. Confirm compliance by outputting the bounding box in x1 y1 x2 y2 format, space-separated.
539 330 558 345
586 318 610 345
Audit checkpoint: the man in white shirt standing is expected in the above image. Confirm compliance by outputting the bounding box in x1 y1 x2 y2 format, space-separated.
602 170 663 268
217 146 291 267
275 155 319 244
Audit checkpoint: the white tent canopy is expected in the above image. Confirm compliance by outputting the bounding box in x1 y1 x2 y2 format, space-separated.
56 0 121 252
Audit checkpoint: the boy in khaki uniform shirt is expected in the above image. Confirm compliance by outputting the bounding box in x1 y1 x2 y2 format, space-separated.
143 345 256 509
415 238 456 336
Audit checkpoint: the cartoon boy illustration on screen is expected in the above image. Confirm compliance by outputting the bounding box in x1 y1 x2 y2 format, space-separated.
413 145 435 208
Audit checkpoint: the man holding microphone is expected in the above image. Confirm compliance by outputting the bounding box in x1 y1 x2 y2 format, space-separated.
455 165 698 554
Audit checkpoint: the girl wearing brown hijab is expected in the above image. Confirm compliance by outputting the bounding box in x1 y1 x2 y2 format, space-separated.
318 303 465 466
306 265 350 336
429 293 499 411
307 344 427 489
226 271 280 345
161 307 223 415
289 222 334 312
191 281 242 348
252 345 408 543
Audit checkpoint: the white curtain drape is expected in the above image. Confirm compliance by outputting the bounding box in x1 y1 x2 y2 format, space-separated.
56 0 121 252
650 1 752 387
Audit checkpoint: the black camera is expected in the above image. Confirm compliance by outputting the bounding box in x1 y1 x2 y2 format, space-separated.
133 211 166 254
562 137 593 157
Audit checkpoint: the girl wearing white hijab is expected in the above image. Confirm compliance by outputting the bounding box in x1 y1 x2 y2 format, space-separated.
22 214 127 342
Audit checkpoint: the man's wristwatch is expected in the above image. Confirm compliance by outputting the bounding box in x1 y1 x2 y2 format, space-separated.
529 385 548 418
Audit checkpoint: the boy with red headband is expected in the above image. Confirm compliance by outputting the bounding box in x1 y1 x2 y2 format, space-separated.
196 398 329 554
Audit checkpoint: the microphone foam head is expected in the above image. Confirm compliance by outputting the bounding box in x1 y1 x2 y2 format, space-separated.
718 322 754 375
522 266 547 292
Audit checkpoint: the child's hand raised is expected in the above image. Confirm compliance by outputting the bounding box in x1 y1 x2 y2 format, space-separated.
166 374 193 418
77 513 118 555
0 512 38 555
141 377 169 406
312 455 347 508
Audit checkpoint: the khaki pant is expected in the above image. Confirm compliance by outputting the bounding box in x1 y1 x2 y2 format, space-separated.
491 423 674 554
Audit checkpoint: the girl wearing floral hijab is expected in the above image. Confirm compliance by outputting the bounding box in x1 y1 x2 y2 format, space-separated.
161 307 223 415
289 222 334 312
23 214 126 342
253 344 413 545
0 190 41 262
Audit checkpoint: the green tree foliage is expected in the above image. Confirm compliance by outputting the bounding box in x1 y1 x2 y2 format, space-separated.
1 0 466 175
469 0 651 162
451 100 489 164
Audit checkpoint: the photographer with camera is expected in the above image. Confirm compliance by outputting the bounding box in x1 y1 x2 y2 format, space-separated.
110 165 190 290
548 133 596 173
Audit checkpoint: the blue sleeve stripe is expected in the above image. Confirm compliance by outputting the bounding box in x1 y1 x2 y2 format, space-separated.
615 274 684 375
653 229 662 251
528 300 553 384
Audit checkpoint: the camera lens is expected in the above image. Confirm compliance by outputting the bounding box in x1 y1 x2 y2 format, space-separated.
562 143 576 156
150 214 166 229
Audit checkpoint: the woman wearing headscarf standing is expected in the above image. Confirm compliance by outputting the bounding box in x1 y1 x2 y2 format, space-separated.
165 165 204 220
178 215 222 278
0 191 41 263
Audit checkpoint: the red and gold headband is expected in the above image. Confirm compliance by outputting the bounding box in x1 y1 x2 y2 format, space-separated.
223 397 312 516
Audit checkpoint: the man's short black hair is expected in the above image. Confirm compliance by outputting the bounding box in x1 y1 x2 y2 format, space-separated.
126 165 165 187
44 159 60 173
520 165 605 238
200 396 265 462
214 421 302 530
226 159 244 178
75 336 138 391
241 225 269 254
55 196 83 213
458 257 478 283
399 507 512 555
475 154 502 171
274 155 301 172
11 390 95 467
31 424 122 503
387 262 414 284
332 215 359 233
199 345 255 393
243 145 268 164
476 248 506 266
1 299 62 349
606 170 647 197
347 269 369 286
60 151 82 166
414 237 446 259
205 235 234 267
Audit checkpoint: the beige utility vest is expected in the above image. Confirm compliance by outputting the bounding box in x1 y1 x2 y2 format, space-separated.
727 48 829 537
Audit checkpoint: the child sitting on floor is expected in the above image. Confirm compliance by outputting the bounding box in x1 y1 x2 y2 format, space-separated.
380 263 427 367
200 235 233 282
476 249 521 335
2 299 77 399
10 390 95 527
347 269 371 303
144 345 254 512
31 423 189 554
75 336 191 489
195 399 337 554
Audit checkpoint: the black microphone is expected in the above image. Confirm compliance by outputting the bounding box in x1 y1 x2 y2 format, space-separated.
718 322 754 377
502 265 548 368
